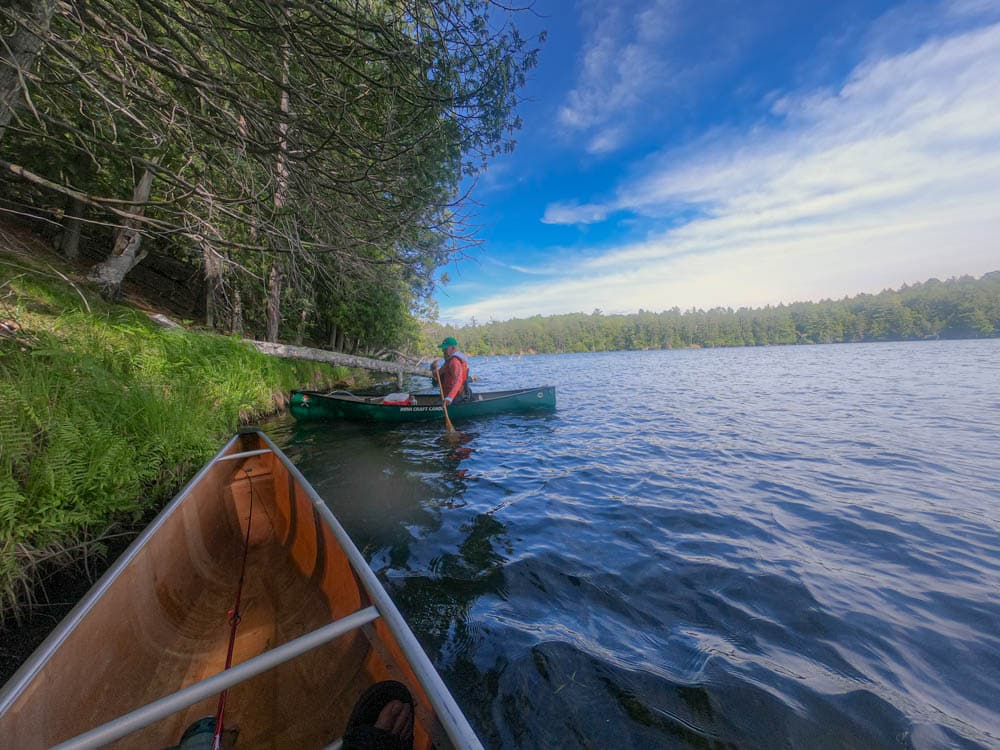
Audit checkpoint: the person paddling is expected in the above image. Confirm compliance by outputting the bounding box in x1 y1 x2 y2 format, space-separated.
431 336 471 405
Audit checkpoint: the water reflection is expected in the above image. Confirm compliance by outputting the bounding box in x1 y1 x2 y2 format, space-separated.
390 511 511 651
273 417 510 617
439 430 476 507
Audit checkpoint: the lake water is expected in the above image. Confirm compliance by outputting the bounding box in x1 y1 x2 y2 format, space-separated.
267 340 1000 749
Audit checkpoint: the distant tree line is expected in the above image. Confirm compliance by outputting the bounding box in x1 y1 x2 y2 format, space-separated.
426 273 1000 355
1 0 539 354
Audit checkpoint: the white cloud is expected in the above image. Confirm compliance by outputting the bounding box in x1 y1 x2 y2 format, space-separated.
540 201 610 225
586 127 627 155
444 18 1000 323
507 263 556 276
951 0 1000 20
558 0 681 147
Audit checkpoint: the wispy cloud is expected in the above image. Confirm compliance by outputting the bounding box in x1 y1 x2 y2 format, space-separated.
507 263 557 276
480 255 562 277
540 201 610 225
558 0 682 153
444 13 1000 323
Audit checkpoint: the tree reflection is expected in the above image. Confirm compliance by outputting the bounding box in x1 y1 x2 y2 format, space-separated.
281 418 511 675
389 510 511 659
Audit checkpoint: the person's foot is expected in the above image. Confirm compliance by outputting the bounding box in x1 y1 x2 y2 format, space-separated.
374 699 413 742
343 680 415 750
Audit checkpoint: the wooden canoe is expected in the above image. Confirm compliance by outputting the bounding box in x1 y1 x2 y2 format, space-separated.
290 386 556 423
0 429 482 750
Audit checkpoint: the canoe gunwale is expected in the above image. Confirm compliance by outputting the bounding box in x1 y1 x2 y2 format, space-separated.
291 385 556 423
295 385 550 406
0 430 484 750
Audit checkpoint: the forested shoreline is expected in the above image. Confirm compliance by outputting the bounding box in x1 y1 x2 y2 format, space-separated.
428 272 1000 354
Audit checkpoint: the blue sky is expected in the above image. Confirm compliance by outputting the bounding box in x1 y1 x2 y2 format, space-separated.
434 0 1000 324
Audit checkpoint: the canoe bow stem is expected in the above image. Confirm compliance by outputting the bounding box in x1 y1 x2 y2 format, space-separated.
213 467 255 750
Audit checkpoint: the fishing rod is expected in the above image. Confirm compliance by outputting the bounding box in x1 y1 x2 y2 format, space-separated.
212 467 255 750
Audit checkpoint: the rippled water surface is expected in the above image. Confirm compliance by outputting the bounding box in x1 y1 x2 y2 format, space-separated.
267 340 1000 749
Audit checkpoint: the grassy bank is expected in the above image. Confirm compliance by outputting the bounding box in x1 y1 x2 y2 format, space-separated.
0 253 352 620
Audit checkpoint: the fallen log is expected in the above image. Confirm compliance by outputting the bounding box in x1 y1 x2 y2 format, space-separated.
247 340 431 382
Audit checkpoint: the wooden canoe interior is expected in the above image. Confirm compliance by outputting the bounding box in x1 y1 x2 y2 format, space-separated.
0 433 443 749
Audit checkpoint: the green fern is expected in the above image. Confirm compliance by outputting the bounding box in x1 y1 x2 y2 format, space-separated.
1 265 350 617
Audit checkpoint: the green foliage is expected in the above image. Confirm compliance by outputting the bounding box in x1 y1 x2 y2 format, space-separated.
0 268 346 618
2 0 542 348
426 273 1000 354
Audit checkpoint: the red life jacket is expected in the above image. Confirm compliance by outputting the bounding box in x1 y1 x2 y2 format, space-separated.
440 352 470 402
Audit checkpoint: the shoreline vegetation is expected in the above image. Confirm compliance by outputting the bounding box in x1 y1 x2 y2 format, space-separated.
428 272 1000 355
3 225 998 625
0 243 362 633
2 223 997 685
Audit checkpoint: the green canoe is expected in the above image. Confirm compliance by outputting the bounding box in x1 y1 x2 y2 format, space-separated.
290 386 556 423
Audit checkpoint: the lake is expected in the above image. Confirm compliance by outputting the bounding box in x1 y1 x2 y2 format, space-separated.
267 339 1000 749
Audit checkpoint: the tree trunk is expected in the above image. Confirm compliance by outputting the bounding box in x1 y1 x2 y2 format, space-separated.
263 31 290 344
231 288 243 336
203 244 223 330
274 18 290 211
247 340 430 379
55 195 86 261
88 165 155 300
0 0 56 143
294 308 307 345
266 263 282 342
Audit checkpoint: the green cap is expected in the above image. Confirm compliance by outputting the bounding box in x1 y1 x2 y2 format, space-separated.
439 336 458 350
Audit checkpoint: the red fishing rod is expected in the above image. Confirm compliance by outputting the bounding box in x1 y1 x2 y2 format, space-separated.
212 468 255 750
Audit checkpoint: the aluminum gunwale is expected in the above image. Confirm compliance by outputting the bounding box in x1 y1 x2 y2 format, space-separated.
255 430 485 750
0 433 243 715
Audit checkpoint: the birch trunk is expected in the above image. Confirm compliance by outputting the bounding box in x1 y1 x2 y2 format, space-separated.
247 340 430 378
88 166 155 300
